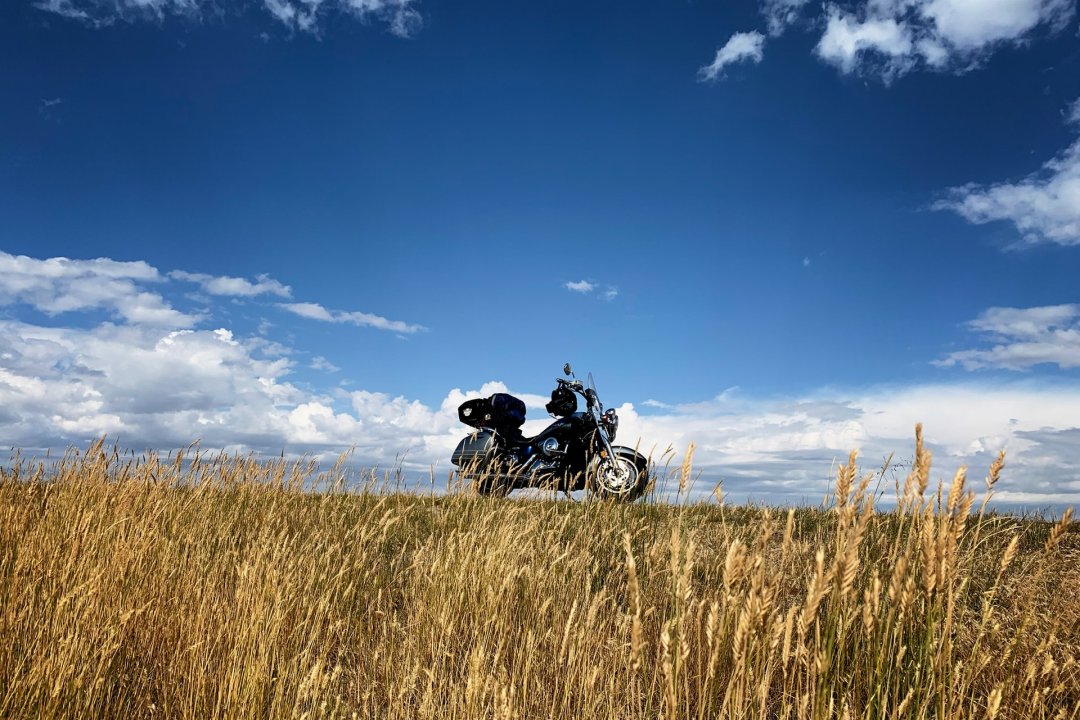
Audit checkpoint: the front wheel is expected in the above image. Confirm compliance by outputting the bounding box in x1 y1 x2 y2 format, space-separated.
588 447 651 502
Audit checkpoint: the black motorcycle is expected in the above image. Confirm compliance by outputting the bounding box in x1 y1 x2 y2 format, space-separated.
450 364 651 501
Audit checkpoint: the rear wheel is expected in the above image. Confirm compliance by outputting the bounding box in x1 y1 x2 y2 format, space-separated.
474 475 511 497
588 447 650 502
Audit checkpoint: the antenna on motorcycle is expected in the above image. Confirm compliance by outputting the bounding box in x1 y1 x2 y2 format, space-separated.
563 363 574 378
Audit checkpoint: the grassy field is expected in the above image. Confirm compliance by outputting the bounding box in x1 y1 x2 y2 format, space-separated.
1 431 1078 719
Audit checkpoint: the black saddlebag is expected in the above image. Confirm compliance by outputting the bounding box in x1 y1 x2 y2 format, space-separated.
451 430 496 467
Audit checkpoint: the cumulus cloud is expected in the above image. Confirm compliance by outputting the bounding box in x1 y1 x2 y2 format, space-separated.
935 304 1080 370
934 136 1080 247
0 320 304 450
815 10 914 76
698 31 767 82
0 252 427 470
279 301 426 334
2 250 1074 508
813 0 1074 79
0 320 540 470
2 284 1080 505
170 270 292 298
615 383 1080 506
4 320 1076 507
0 250 198 327
34 0 423 37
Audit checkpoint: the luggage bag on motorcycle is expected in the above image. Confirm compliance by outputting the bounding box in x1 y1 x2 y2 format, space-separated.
451 429 496 466
458 398 492 429
490 393 526 428
457 393 526 430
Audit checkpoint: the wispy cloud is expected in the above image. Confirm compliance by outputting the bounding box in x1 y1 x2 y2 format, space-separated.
565 280 595 294
1066 97 1080 126
170 270 292 298
761 0 811 36
38 97 64 122
34 0 423 37
0 250 425 339
698 31 766 82
565 280 620 301
934 133 1080 247
279 301 426 334
935 304 1080 370
310 355 341 373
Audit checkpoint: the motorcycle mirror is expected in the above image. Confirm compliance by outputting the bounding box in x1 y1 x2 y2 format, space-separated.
563 363 573 377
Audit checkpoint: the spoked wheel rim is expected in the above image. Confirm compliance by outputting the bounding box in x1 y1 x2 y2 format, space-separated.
592 456 639 496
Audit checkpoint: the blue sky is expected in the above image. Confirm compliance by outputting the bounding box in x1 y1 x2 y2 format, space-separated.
2 0 1079 507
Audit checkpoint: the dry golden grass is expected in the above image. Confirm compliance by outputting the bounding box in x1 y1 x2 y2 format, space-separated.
1 431 1078 719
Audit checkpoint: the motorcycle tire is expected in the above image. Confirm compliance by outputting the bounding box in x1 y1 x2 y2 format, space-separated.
588 447 651 502
474 474 511 497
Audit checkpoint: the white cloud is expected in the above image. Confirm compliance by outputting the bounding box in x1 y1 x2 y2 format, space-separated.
34 0 423 37
934 137 1080 246
565 280 596 294
0 250 424 337
762 0 813 35
2 250 1074 508
935 304 1080 370
170 270 292 298
812 0 1073 79
4 320 1076 506
616 382 1080 506
565 280 619 300
699 31 767 82
0 250 198 327
816 9 914 76
0 320 308 451
279 301 426 334
310 355 341 372
921 0 1071 51
35 0 199 23
39 97 64 122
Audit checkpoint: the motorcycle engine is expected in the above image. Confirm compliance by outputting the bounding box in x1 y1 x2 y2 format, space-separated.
540 437 561 457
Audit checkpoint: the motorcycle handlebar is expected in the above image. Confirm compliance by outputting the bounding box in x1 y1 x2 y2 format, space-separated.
557 378 600 411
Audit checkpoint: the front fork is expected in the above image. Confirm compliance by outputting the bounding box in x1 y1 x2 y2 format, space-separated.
592 424 618 467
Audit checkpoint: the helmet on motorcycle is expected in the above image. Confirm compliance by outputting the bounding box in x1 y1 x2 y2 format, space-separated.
545 386 577 417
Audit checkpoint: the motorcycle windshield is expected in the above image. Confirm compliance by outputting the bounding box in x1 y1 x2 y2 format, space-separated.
588 372 600 410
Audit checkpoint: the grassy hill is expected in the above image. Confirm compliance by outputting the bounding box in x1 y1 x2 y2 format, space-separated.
1 435 1077 719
